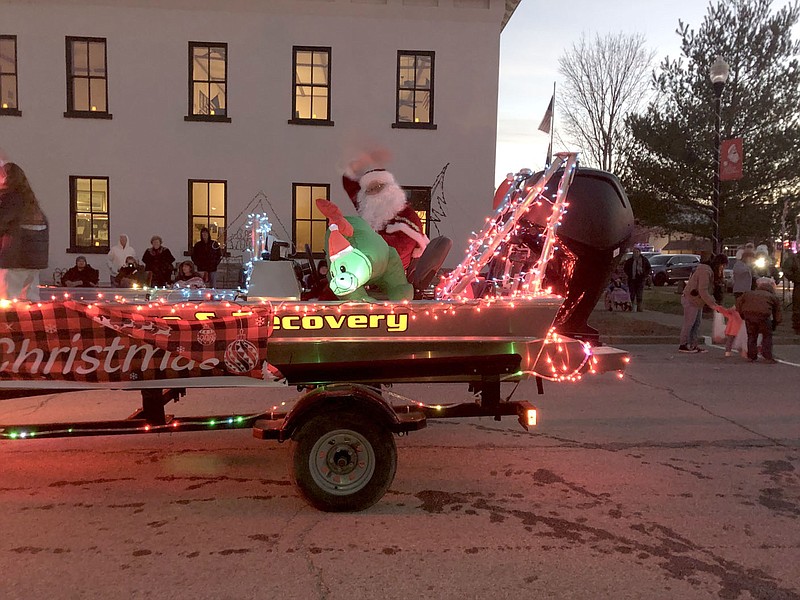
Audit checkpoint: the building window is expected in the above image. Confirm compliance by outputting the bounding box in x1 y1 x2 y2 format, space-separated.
189 180 227 249
69 176 110 253
185 42 230 122
289 47 333 126
0 35 21 116
405 186 432 236
394 50 436 129
293 184 329 255
65 37 111 119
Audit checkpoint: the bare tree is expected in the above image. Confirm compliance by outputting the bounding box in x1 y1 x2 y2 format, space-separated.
557 32 655 172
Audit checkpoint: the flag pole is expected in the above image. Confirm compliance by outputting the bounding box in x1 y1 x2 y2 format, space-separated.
538 84 556 167
549 82 555 164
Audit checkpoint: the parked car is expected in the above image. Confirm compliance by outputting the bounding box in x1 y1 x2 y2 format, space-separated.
620 250 661 263
723 256 737 292
649 253 701 286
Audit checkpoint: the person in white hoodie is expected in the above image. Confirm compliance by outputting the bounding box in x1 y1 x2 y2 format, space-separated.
107 234 136 281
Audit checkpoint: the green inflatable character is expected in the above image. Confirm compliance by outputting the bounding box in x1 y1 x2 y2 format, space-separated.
316 198 413 302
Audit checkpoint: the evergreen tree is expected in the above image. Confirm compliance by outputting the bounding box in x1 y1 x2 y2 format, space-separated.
623 0 800 247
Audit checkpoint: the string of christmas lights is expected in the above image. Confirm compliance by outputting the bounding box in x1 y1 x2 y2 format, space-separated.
437 153 579 300
0 396 305 441
242 212 273 290
525 154 578 295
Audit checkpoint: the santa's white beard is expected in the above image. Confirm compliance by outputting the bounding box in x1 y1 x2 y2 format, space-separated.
357 184 408 231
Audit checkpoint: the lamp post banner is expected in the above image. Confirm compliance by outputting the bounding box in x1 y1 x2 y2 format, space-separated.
720 138 743 181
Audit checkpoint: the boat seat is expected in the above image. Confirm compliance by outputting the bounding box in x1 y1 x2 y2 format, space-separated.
408 236 452 296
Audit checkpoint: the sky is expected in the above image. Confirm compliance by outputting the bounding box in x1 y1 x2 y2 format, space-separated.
494 0 718 185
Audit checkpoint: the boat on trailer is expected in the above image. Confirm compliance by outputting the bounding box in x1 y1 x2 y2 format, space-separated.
0 154 634 511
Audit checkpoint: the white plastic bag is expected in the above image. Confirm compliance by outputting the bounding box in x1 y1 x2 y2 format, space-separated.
731 322 748 353
712 311 726 344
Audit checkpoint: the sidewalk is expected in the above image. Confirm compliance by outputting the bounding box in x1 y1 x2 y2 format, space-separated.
592 303 799 349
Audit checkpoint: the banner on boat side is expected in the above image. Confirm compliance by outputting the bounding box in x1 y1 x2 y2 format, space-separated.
0 301 274 382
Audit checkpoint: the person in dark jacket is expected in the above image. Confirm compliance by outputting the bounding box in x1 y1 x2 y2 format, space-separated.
142 235 175 287
301 260 337 300
191 227 222 288
62 255 99 287
736 277 782 363
622 248 651 312
781 250 800 334
0 162 49 300
115 256 146 288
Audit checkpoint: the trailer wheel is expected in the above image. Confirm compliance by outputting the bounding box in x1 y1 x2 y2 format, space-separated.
291 410 397 512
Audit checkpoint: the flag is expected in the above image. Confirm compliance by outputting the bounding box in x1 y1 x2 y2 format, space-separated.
538 95 554 134
545 141 552 167
720 138 743 181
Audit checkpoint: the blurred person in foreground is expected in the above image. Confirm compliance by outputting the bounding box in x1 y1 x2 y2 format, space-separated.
0 162 49 301
736 277 782 363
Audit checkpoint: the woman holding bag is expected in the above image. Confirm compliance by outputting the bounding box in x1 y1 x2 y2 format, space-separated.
679 253 726 353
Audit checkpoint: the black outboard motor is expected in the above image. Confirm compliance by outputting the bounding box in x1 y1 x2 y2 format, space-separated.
481 165 633 344
534 168 634 343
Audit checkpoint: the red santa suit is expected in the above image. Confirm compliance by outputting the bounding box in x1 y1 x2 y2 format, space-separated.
342 168 428 270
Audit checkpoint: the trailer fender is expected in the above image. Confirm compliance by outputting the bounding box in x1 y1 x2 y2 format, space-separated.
253 383 426 442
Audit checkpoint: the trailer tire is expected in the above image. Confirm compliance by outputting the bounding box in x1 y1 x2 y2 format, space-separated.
291 410 397 512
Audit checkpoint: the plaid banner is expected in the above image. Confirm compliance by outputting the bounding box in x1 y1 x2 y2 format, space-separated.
0 301 273 383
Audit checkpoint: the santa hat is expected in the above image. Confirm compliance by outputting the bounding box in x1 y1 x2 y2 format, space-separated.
327 224 354 261
343 168 397 207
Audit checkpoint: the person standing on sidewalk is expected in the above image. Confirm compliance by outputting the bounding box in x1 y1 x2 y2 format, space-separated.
679 253 726 353
732 249 755 298
623 248 651 312
715 304 744 357
736 277 782 363
781 250 800 334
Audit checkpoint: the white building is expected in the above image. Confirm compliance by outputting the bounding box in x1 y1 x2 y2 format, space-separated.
0 0 521 284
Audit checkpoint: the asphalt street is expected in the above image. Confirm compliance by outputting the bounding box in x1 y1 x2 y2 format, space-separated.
0 344 798 600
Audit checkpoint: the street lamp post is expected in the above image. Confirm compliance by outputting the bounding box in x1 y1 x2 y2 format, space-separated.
710 55 730 255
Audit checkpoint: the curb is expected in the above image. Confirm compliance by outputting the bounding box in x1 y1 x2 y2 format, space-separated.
598 335 798 347
600 336 677 345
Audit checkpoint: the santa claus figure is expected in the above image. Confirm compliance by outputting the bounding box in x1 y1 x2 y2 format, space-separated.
342 165 429 270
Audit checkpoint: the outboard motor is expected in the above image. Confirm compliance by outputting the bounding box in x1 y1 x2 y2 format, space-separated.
484 167 634 344
533 168 634 343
